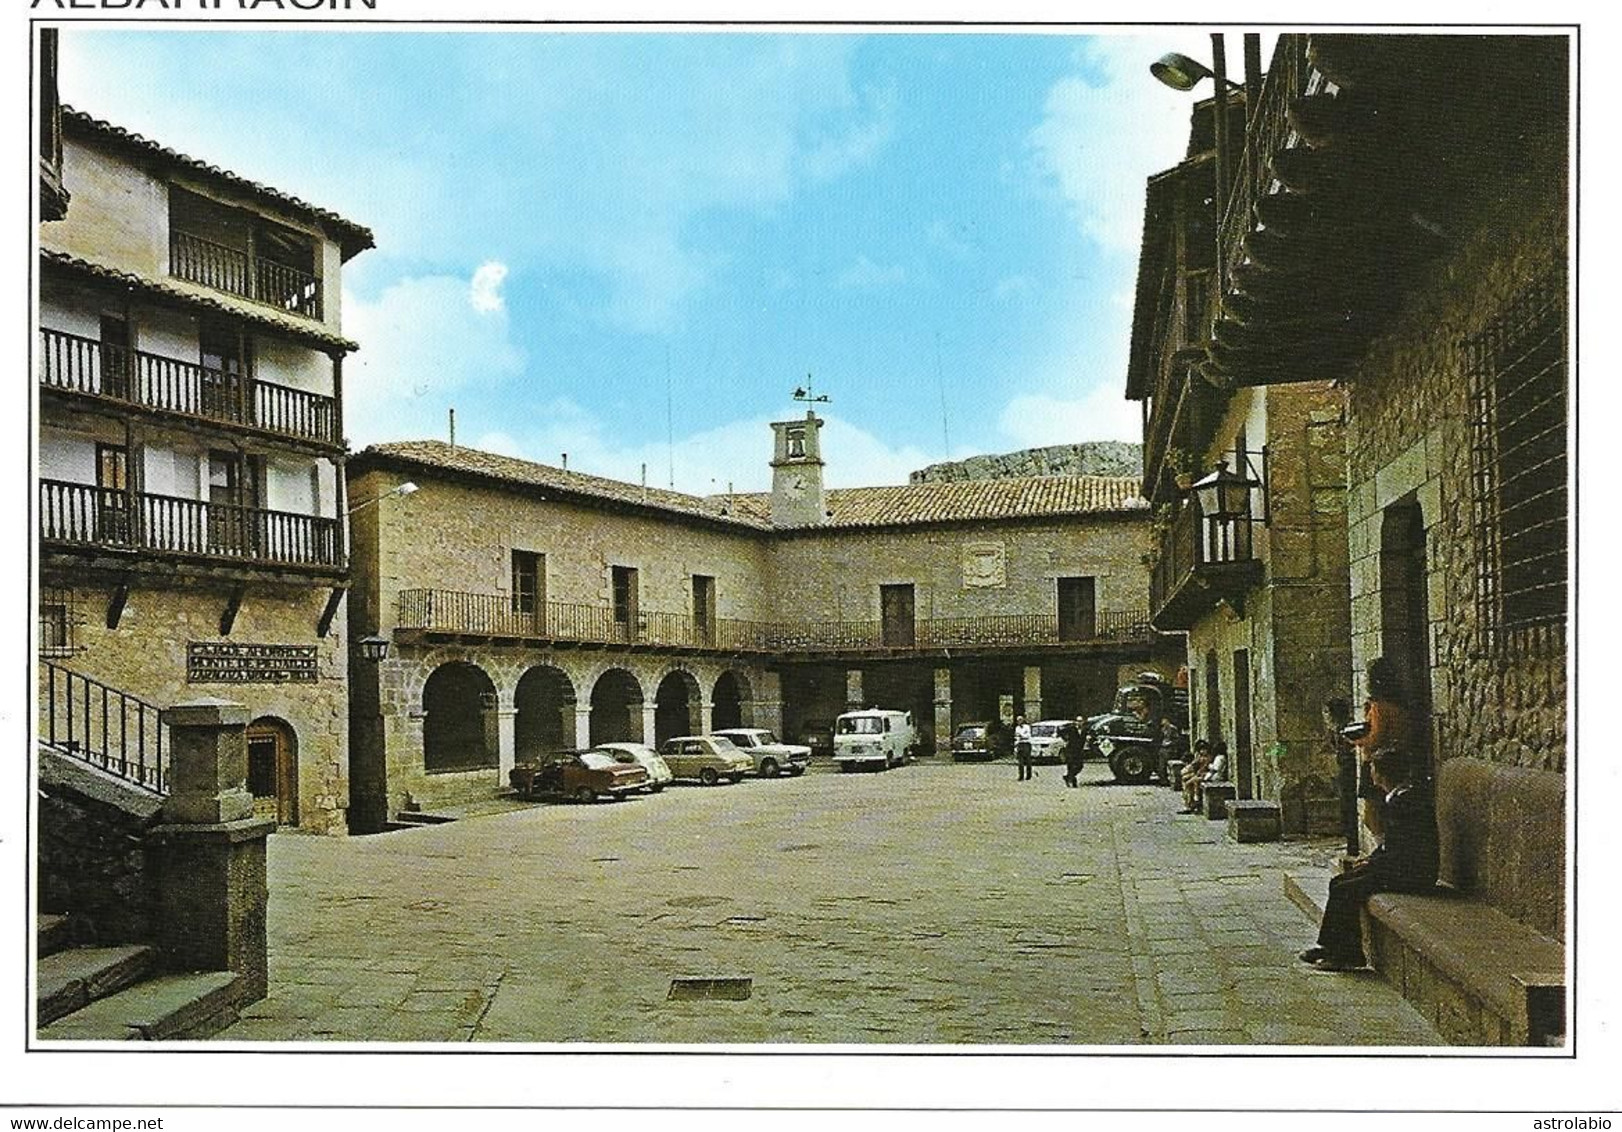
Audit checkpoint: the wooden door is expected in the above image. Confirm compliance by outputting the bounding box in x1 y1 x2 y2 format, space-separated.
880 584 915 648
1057 576 1096 641
247 718 298 826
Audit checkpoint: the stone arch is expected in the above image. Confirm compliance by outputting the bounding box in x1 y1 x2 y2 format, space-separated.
654 668 704 746
712 668 754 731
515 664 576 761
422 661 499 772
589 667 645 745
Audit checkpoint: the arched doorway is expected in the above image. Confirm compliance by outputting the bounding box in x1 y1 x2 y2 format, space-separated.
712 670 753 731
589 668 644 745
654 670 702 746
247 716 298 826
515 665 575 761
1380 498 1432 767
422 662 498 772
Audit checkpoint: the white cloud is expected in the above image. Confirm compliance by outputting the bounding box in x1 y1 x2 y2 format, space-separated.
837 256 908 291
997 388 1140 448
469 261 509 313
342 269 526 448
1027 36 1209 254
803 85 897 181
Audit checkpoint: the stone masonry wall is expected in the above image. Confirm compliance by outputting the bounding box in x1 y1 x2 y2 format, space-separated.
41 576 349 835
1344 132 1566 776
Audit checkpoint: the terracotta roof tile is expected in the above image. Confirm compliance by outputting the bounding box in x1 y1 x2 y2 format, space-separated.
356 440 1148 532
62 107 374 260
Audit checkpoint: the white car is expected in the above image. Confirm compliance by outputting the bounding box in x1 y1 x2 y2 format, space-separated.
1028 720 1071 764
712 728 811 778
593 742 674 793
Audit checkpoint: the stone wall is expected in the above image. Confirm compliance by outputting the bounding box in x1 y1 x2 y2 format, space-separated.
910 441 1143 484
1344 132 1567 777
40 576 350 835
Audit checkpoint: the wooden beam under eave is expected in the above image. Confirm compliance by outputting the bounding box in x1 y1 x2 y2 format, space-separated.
317 587 345 638
220 584 245 636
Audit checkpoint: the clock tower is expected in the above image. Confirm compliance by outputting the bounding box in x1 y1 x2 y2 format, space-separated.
769 410 828 527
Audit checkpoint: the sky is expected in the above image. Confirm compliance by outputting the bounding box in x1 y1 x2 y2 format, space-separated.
58 25 1238 494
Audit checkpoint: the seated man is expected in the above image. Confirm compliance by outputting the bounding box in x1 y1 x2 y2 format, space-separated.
1180 739 1212 812
1300 746 1438 971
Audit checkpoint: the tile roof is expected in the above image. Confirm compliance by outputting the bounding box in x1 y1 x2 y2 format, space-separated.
62 107 374 261
40 249 360 353
355 440 1148 532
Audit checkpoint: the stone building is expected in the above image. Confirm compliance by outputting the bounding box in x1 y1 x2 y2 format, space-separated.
345 414 1169 831
37 104 374 835
1170 33 1569 1042
1126 84 1352 833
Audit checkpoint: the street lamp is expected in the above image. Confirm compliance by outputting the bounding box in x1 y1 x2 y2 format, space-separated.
1149 52 1241 92
1189 461 1258 523
356 635 390 663
348 481 418 515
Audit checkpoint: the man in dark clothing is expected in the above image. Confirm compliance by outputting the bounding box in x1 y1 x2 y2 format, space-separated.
1059 718 1089 787
1300 747 1438 971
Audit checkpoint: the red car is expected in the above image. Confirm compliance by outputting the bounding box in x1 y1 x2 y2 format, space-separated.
510 750 648 803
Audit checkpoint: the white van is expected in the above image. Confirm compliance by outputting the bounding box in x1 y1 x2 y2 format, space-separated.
832 709 916 772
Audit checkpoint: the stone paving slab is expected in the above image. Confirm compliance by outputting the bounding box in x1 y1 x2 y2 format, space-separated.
212 762 1442 1047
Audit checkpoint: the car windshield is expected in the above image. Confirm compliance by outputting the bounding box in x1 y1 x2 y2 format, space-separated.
838 717 883 735
1030 723 1059 738
579 753 618 770
756 731 778 744
955 726 986 740
710 736 739 750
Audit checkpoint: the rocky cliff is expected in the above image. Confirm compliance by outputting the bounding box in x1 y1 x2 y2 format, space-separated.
910 441 1143 484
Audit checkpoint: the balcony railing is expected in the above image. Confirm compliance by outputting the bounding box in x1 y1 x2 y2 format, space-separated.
1220 34 1311 291
39 479 343 570
395 588 1152 655
170 229 322 321
38 328 338 445
39 660 167 795
1150 498 1262 630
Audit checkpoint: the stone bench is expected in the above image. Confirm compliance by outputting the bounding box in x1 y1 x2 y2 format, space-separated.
1225 799 1281 843
1365 886 1564 1046
1201 781 1236 820
1164 760 1185 790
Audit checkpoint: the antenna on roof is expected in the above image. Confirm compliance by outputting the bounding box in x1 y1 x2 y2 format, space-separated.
666 346 676 489
934 331 952 457
448 407 456 449
792 377 831 405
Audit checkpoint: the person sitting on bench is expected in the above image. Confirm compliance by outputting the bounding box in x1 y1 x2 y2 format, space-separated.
1299 746 1438 971
1180 740 1212 812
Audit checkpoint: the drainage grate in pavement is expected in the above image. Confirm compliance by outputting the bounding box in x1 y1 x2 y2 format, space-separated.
668 977 752 1001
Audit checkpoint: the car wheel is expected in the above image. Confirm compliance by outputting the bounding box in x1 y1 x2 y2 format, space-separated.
760 758 780 778
1113 748 1155 785
574 785 596 804
789 766 805 777
650 784 664 794
728 773 745 784
611 792 626 802
699 768 719 787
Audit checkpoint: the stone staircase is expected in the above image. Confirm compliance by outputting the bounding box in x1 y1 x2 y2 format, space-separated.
36 913 248 1041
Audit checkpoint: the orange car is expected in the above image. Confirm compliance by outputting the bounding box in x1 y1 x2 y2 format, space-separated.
510 750 648 803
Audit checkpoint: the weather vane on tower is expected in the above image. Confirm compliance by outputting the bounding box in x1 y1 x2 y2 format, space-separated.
792 376 831 405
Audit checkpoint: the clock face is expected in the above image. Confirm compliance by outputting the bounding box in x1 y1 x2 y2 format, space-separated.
786 474 808 498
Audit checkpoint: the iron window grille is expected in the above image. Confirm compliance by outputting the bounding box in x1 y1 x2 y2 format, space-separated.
1467 268 1567 658
39 588 77 657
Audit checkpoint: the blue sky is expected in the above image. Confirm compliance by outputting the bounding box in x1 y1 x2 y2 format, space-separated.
59 27 1225 493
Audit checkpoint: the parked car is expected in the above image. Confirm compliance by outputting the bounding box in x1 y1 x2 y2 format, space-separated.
509 750 648 803
712 728 810 777
798 721 834 760
1028 720 1071 764
593 742 674 793
832 709 915 771
950 721 994 762
659 735 752 785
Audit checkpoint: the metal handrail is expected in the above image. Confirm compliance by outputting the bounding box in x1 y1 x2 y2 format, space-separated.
39 660 167 794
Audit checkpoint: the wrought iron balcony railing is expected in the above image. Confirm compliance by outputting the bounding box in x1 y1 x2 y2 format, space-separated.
39 479 344 571
394 588 1152 655
170 229 322 321
39 327 338 446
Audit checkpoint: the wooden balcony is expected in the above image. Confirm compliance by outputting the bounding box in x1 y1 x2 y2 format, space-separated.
39 328 338 447
39 479 343 573
394 588 1154 658
1149 498 1264 631
170 229 322 321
